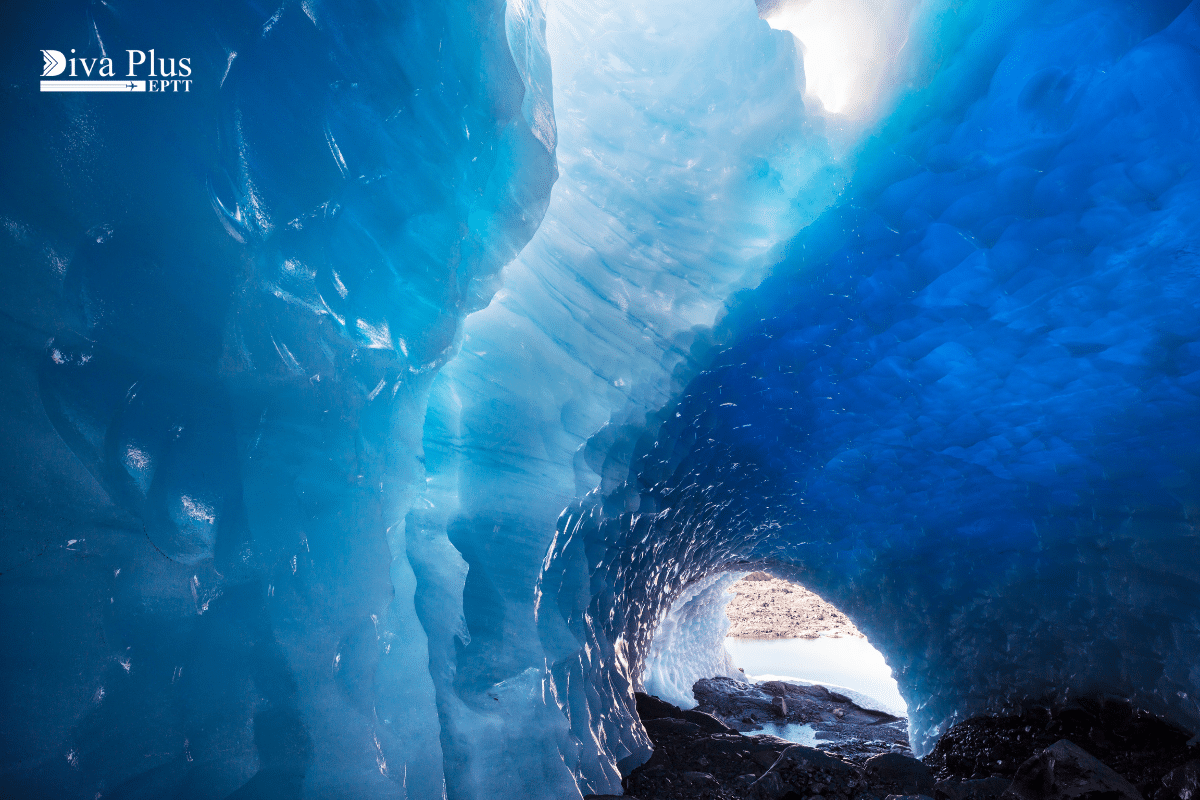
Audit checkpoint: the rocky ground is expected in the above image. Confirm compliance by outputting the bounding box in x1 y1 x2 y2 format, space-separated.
693 677 910 762
924 699 1200 798
587 576 1200 799
725 572 862 640
582 684 1200 800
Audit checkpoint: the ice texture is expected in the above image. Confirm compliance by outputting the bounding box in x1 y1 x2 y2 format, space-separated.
544 0 1200 761
409 0 838 794
1 0 554 797
642 573 747 710
3 0 1200 798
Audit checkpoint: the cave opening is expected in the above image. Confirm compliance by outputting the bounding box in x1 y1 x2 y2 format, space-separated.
637 566 912 759
723 571 907 722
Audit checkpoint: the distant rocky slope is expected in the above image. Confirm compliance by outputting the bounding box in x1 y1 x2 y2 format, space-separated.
726 573 863 640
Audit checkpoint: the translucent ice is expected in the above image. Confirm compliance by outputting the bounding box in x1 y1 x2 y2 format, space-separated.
2 0 554 796
3 0 1200 797
538 0 1200 764
642 573 746 710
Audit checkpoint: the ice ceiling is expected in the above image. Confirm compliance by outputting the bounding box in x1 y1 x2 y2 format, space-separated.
759 0 921 117
1 0 1199 798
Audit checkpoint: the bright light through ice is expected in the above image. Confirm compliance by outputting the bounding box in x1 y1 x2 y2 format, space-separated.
763 0 919 118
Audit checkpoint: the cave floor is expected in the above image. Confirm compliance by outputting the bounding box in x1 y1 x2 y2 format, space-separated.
596 682 1200 800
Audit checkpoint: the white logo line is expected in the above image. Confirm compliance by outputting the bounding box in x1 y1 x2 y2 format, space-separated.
40 80 146 92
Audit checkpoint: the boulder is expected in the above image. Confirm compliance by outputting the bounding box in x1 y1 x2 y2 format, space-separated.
642 717 701 737
866 752 936 795
1001 739 1143 800
750 770 788 800
775 743 858 774
681 708 736 734
635 692 683 721
681 771 720 787
751 744 864 798
1156 760 1200 800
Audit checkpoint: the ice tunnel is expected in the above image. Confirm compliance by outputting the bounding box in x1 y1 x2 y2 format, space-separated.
2 0 1200 797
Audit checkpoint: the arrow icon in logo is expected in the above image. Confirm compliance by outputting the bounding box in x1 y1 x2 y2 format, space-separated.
42 50 66 77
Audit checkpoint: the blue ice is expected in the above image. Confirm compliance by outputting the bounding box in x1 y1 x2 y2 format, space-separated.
2 0 1199 797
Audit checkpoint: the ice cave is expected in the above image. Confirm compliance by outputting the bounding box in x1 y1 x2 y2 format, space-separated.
2 0 1200 797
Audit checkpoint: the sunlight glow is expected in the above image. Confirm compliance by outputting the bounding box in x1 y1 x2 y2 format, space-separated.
763 0 919 118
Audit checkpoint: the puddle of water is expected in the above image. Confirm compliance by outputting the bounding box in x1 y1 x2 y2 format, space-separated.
747 722 818 747
725 636 907 717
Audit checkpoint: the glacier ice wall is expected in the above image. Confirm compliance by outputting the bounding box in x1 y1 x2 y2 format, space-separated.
406 0 844 794
537 0 1200 763
641 572 746 710
1 0 554 797
4 0 1200 797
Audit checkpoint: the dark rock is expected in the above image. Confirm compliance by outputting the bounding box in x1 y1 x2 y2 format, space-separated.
754 744 863 799
749 771 787 799
923 700 1198 795
683 708 738 734
1155 760 1200 800
696 679 779 725
774 743 857 775
935 776 1011 799
626 689 794 800
635 692 684 721
643 717 701 737
682 771 720 787
584 796 638 800
1001 739 1143 800
868 752 937 794
803 683 853 705
625 681 1196 800
693 676 910 763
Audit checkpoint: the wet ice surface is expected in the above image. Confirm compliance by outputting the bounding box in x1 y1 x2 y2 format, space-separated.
726 636 908 718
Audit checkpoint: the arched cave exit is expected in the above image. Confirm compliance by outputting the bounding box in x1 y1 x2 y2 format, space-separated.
637 568 911 758
723 571 906 719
